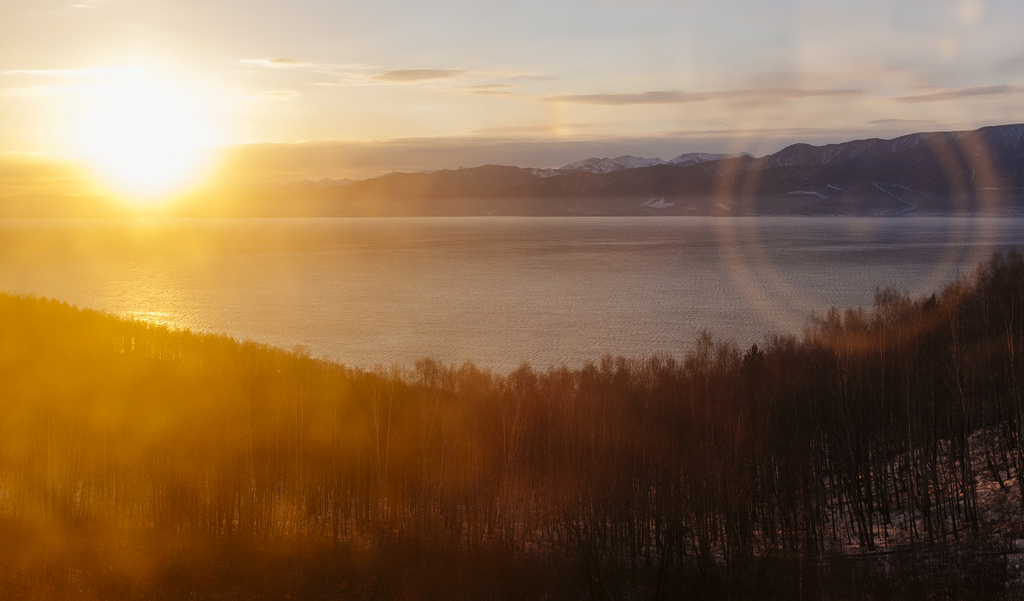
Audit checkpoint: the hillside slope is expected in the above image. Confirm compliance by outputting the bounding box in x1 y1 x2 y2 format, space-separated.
3 251 1024 598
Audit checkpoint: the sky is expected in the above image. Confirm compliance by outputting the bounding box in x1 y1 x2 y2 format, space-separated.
2 0 1024 188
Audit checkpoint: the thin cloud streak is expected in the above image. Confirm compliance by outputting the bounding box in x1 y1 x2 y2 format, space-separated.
543 88 862 105
373 69 466 82
4 66 145 78
70 0 110 8
241 58 312 69
466 124 578 136
891 85 1024 103
869 118 935 126
457 84 514 91
240 59 381 78
453 84 518 97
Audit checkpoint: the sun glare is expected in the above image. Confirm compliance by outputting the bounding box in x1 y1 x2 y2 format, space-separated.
75 72 216 204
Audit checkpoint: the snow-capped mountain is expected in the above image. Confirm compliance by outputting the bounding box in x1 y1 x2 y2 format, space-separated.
559 152 746 174
668 152 746 166
559 155 667 174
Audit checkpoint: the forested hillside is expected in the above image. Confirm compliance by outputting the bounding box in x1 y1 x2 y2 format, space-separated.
3 251 1024 599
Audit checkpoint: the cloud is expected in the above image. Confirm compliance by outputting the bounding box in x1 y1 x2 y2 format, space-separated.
508 74 556 83
891 85 1024 103
466 124 580 136
663 126 871 141
263 64 466 86
453 84 517 96
240 59 387 79
4 66 144 78
868 119 935 126
71 0 109 8
241 58 312 69
373 69 465 83
542 88 861 105
544 90 685 105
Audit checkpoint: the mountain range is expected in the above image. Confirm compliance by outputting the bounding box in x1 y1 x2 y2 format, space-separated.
4 124 1024 217
556 152 744 174
204 123 1024 217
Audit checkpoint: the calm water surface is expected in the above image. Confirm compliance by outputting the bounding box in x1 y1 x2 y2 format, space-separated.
1 216 1022 372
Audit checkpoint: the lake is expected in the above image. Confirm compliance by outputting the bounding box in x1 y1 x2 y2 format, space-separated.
1 216 1022 373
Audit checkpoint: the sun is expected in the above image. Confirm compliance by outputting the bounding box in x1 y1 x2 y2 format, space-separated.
75 72 216 204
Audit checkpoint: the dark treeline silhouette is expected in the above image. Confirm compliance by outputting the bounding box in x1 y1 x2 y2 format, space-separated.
2 251 1024 599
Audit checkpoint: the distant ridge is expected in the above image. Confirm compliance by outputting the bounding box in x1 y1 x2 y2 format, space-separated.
559 155 668 174
762 124 1024 168
556 152 745 174
5 124 1024 217
210 123 1020 217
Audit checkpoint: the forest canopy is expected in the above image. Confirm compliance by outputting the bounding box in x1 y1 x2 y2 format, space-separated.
2 250 1024 600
